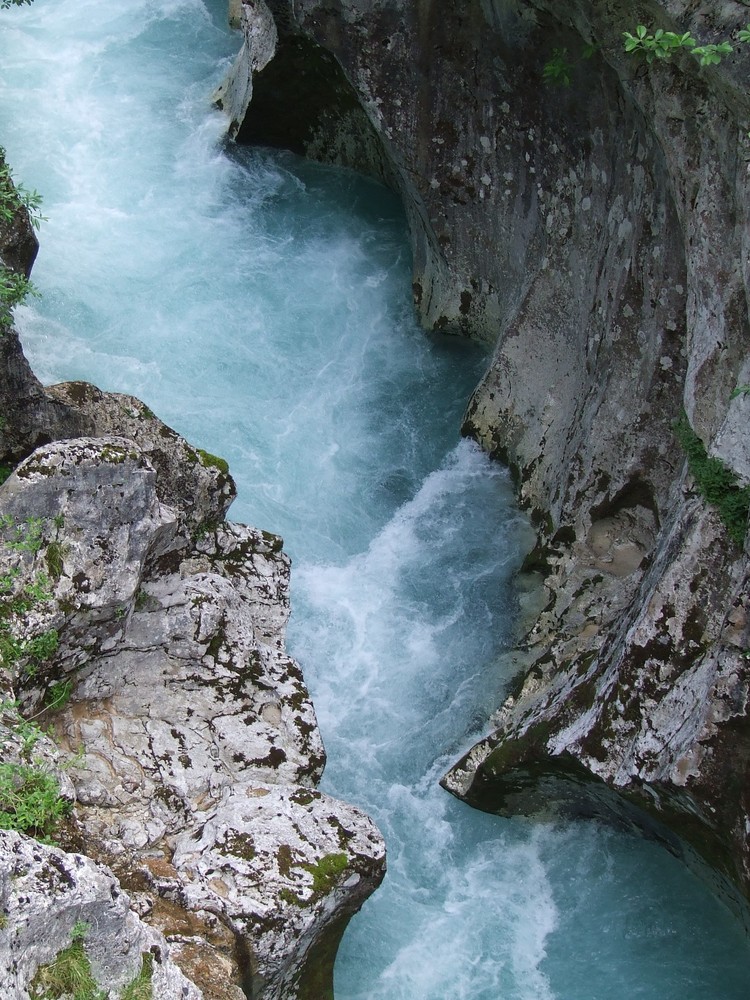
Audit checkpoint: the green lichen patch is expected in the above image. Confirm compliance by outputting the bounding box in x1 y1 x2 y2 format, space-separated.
100 443 138 465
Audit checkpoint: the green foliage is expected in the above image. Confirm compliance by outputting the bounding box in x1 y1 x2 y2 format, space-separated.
730 384 750 400
45 540 69 581
28 921 106 1000
121 953 154 1000
0 268 35 324
0 762 68 841
195 447 229 476
1 514 46 553
0 1 35 8
674 415 750 546
0 518 59 676
0 465 13 486
624 23 749 66
543 48 573 86
0 147 44 327
0 701 69 843
45 679 72 711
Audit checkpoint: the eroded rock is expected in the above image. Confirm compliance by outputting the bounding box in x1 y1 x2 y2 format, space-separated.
0 829 200 999
0 425 385 997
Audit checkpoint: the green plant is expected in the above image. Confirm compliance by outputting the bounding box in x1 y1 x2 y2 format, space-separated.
3 515 46 553
45 679 72 712
0 464 13 485
730 384 750 400
674 414 750 546
28 921 106 1000
0 1 35 8
541 39 599 87
45 540 68 581
624 23 749 66
543 48 574 86
121 953 154 1000
22 629 59 676
0 762 69 842
195 447 229 476
0 145 44 327
0 268 35 323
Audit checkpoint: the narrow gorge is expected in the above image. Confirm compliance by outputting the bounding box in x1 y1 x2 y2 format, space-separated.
0 1 749 999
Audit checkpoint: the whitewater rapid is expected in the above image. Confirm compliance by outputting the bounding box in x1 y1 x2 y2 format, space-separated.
1 1 749 997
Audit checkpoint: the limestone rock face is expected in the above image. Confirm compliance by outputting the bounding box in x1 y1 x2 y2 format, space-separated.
0 830 200 999
0 411 384 996
221 0 750 909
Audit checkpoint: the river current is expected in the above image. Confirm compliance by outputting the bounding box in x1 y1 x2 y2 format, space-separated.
1 2 749 997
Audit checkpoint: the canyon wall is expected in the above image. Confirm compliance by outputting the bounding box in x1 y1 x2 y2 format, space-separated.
223 0 750 916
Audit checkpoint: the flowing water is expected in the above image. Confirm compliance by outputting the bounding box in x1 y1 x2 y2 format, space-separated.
1 2 749 997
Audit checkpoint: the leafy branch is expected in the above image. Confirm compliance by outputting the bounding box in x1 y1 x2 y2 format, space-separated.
542 42 598 87
0 148 44 326
624 23 750 66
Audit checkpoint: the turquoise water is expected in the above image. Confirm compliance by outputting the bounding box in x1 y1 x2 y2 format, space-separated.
1 1 748 997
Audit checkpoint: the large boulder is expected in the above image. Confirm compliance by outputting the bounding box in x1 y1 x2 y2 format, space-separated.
0 426 384 998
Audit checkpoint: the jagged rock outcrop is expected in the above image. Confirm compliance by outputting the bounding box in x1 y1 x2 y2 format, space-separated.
0 152 89 460
1 147 385 999
222 0 750 916
0 420 385 999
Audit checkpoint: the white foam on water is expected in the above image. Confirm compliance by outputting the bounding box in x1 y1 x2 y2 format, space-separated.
1 2 749 998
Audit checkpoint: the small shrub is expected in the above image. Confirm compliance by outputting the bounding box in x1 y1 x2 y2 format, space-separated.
543 48 573 86
0 762 69 842
0 144 44 328
45 679 72 712
122 953 154 1000
624 23 748 66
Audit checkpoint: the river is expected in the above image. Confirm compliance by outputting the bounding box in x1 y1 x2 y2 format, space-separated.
1 1 748 997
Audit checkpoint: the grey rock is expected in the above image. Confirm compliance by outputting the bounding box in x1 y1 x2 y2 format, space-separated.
0 426 385 995
0 829 201 999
